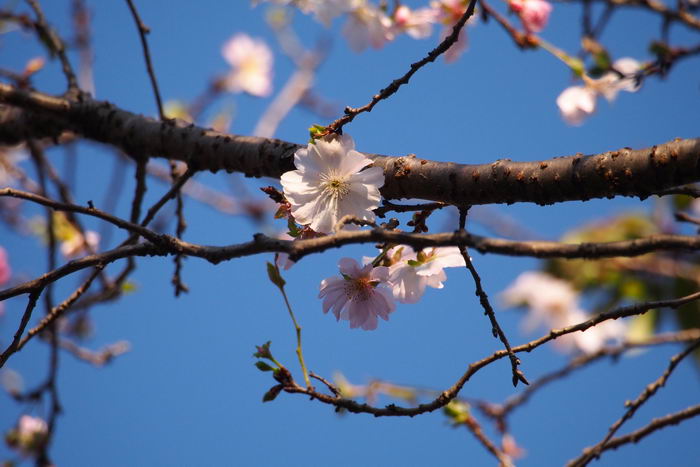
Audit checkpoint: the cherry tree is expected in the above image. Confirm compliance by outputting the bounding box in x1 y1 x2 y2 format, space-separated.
1 0 699 465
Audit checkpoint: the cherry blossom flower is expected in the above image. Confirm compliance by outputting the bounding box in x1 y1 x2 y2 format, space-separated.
280 134 384 234
0 146 27 187
432 0 475 62
557 57 642 125
308 0 354 26
596 57 642 101
222 33 273 97
0 246 9 317
392 5 436 39
343 1 394 52
0 246 10 285
509 0 552 34
556 85 597 126
253 0 350 26
386 246 465 303
319 257 395 330
6 415 48 457
501 271 625 354
61 230 100 258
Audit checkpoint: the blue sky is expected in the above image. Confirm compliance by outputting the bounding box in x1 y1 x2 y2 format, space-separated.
1 0 700 466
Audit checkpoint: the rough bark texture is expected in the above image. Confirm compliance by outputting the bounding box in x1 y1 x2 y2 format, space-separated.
1 83 699 206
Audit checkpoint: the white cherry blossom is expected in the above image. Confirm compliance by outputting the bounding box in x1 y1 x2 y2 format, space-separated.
597 57 642 101
501 271 626 354
387 246 465 303
342 1 394 52
557 57 642 125
280 134 384 234
319 257 395 330
61 230 100 258
556 85 597 126
222 33 273 97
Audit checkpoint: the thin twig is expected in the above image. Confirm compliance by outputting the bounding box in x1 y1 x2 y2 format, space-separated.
310 372 341 397
570 338 700 466
16 265 104 354
458 207 528 387
325 0 478 135
0 291 42 368
25 0 79 92
139 166 194 227
279 290 700 417
675 211 700 227
59 338 131 366
594 403 700 453
461 415 512 466
493 329 700 420
374 201 447 217
123 0 164 119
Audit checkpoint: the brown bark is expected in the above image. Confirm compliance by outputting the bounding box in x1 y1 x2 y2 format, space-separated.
1 83 698 206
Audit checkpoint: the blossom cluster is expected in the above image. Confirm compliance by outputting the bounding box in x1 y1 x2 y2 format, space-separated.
500 271 626 353
252 0 492 60
279 134 467 329
252 0 557 56
318 246 466 330
277 134 629 339
556 57 642 125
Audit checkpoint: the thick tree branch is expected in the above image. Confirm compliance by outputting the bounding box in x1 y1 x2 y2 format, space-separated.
1 84 698 206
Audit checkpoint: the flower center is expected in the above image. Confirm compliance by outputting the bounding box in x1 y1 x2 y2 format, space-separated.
345 277 373 302
323 177 350 199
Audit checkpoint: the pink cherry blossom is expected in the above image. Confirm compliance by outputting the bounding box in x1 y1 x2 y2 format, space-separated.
431 0 476 62
387 246 465 303
392 5 436 39
222 33 273 97
510 0 552 34
0 246 10 285
319 258 395 330
0 246 9 317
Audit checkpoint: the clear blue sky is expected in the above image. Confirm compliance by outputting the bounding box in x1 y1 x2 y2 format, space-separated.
1 0 700 466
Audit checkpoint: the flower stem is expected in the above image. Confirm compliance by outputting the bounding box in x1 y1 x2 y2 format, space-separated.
371 245 392 267
538 37 585 76
272 263 311 388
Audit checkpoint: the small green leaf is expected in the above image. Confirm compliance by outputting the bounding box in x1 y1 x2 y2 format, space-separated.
255 361 275 372
407 259 421 267
287 218 301 237
262 384 283 402
308 124 326 142
266 262 286 289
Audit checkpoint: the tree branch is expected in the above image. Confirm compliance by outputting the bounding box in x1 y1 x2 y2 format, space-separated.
1 84 698 206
